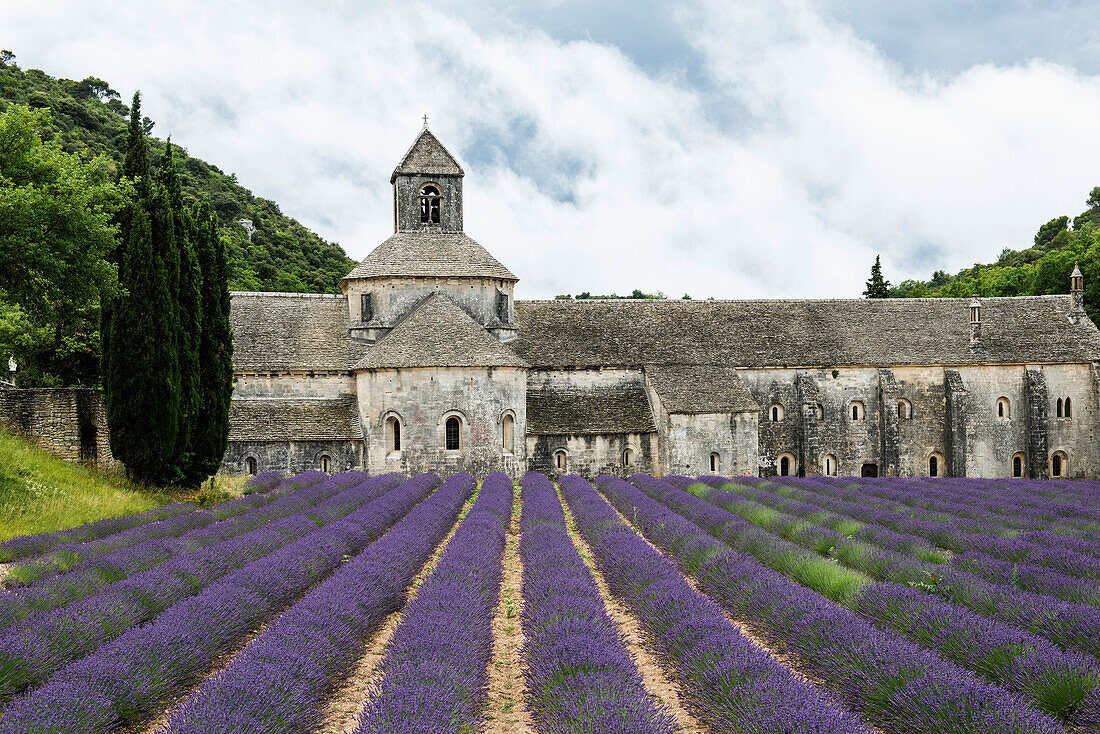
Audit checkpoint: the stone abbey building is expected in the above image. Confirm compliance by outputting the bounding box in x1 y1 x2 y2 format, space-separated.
224 127 1100 480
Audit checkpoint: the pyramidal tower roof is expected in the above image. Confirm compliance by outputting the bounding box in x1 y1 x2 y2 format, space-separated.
390 126 464 183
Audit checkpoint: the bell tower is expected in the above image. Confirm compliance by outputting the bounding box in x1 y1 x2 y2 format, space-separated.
391 120 464 233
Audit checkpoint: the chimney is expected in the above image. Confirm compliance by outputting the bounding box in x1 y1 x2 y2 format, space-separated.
969 297 982 351
1071 262 1085 322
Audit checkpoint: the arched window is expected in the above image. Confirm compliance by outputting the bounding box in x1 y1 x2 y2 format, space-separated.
386 416 402 453
319 455 331 473
445 416 461 451
246 457 257 475
502 414 515 454
1012 452 1025 478
1065 397 1073 419
897 398 912 420
554 450 567 471
419 184 441 224
1051 451 1068 478
777 453 796 477
928 452 944 478
996 397 1011 419
710 452 720 473
850 401 864 421
622 447 634 468
1057 398 1063 418
815 404 825 420
823 454 838 476
770 404 784 422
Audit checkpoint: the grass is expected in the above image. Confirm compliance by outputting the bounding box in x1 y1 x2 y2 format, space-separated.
0 427 248 543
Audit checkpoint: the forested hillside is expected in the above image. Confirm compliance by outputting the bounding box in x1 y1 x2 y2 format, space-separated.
0 54 355 293
887 187 1100 324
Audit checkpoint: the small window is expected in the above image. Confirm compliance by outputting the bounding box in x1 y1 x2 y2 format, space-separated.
1065 397 1072 419
386 416 402 452
497 291 510 321
246 457 257 475
419 184 441 224
1051 451 1068 478
1012 453 1025 478
815 404 824 421
850 401 864 421
897 399 912 420
710 452 720 473
554 450 567 471
928 452 944 477
320 455 331 473
1057 398 1063 418
361 292 374 322
823 454 838 476
622 447 634 468
996 397 1011 419
770 404 784 422
502 414 515 454
445 416 461 451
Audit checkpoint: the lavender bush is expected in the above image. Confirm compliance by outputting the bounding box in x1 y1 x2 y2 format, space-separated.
354 473 513 733
598 475 1065 734
516 472 676 734
160 472 474 734
561 475 874 734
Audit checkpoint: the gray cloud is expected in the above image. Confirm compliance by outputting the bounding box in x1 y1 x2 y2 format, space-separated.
6 0 1100 299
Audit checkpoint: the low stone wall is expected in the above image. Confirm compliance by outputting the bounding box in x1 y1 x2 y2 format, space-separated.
0 387 117 469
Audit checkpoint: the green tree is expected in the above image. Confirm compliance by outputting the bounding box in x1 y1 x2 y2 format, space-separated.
1034 216 1069 250
863 255 891 298
0 104 119 321
104 93 181 485
182 204 234 484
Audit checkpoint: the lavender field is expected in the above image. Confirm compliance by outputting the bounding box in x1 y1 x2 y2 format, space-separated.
0 471 1097 733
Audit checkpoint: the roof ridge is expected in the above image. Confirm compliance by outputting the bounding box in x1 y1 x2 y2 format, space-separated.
231 291 344 299
516 294 1072 305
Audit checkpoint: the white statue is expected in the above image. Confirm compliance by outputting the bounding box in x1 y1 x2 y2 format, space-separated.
237 219 256 242
7 356 14 373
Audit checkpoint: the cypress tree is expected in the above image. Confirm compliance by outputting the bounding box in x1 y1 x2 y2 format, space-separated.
103 93 182 485
185 202 234 483
863 255 892 298
158 141 202 482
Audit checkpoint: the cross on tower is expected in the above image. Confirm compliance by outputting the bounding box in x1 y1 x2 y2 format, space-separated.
422 114 429 129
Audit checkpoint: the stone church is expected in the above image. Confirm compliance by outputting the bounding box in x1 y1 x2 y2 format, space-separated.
223 126 1100 480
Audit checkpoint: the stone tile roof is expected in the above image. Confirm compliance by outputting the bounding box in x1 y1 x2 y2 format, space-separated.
647 365 760 413
230 292 363 373
228 397 362 441
353 293 528 369
513 296 1100 368
390 128 464 182
342 232 517 282
526 382 657 435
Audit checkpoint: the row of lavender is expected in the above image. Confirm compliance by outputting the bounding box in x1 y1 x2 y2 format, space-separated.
643 475 1100 726
595 474 1069 733
0 472 439 733
520 473 677 734
690 476 1100 647
560 475 874 733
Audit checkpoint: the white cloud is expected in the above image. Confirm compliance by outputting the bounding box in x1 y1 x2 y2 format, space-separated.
6 0 1100 298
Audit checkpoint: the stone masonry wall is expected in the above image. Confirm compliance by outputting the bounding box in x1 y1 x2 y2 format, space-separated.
223 440 363 475
526 432 658 479
0 388 117 469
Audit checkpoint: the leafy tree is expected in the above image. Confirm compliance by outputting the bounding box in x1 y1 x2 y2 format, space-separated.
1034 216 1069 250
104 93 181 485
863 255 891 298
0 104 119 321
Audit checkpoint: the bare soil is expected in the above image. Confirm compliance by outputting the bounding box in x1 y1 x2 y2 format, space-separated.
483 486 530 734
557 488 707 734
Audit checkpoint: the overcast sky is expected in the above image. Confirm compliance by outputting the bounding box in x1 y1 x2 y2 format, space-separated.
8 0 1100 299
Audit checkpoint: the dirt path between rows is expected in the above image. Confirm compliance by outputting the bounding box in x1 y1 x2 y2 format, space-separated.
557 488 706 734
314 494 478 734
483 485 530 734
